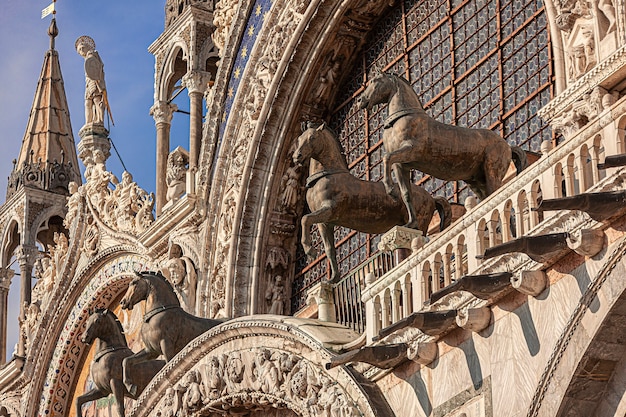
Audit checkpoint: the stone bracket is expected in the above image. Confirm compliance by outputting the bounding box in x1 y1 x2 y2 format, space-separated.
511 270 547 297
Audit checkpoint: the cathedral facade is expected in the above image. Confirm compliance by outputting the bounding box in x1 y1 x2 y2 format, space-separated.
0 0 626 416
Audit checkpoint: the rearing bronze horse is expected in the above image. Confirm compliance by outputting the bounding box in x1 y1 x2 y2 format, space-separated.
76 309 164 417
119 271 223 395
293 124 451 283
358 73 527 204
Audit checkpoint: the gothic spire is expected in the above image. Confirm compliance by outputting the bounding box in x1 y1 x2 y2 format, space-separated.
8 18 81 199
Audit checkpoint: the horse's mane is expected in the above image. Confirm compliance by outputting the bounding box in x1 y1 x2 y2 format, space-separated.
140 271 178 297
95 308 125 337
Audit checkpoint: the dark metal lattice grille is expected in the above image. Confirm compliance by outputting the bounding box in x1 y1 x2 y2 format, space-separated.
292 0 553 311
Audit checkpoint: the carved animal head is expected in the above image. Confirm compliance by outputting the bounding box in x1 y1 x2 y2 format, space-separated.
81 308 118 344
358 72 395 110
120 272 151 310
293 123 326 166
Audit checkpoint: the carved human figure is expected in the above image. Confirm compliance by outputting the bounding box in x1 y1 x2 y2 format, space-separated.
202 356 225 399
278 166 300 214
224 352 245 394
166 147 189 204
19 301 41 351
65 181 82 228
265 275 286 315
181 370 203 415
253 349 280 393
596 0 616 33
75 36 108 125
162 256 198 313
311 58 341 106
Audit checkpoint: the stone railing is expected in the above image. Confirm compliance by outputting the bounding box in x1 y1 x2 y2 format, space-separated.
343 94 626 343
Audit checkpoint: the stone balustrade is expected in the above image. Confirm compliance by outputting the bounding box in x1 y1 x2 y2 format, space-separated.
355 94 626 344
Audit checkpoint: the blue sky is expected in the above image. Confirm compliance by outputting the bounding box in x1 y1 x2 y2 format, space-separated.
0 0 179 360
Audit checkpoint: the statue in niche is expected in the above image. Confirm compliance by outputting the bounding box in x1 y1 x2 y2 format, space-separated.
265 275 286 315
278 165 301 214
75 36 111 125
162 256 198 313
311 57 342 107
166 147 189 205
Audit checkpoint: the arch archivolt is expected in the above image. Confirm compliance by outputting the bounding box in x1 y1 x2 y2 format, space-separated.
128 318 393 417
29 252 154 417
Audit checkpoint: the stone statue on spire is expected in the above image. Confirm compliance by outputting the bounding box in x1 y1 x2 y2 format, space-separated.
75 36 112 125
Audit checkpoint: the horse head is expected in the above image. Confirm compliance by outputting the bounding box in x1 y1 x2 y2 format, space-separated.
120 272 151 311
81 308 118 344
358 73 395 110
293 123 327 166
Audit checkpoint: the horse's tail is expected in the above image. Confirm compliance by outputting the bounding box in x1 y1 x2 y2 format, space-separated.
434 197 452 231
511 146 528 174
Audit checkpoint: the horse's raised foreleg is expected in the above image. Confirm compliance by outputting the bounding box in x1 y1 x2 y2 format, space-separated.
393 163 420 229
110 378 127 415
300 205 334 258
383 142 415 198
76 388 105 417
123 349 159 397
317 223 339 283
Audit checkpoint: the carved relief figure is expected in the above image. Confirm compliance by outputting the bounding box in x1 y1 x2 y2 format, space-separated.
311 57 342 107
278 165 301 214
253 349 280 393
162 256 198 313
201 356 225 399
180 370 203 415
75 36 110 125
166 147 189 204
265 275 286 315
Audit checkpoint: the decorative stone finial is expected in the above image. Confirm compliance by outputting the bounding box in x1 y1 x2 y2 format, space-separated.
48 18 58 50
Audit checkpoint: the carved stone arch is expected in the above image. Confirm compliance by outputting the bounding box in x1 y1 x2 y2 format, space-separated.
526 235 626 417
27 252 154 417
158 41 190 102
0 218 21 267
27 205 66 248
198 36 219 76
0 397 21 417
128 318 395 417
202 0 398 318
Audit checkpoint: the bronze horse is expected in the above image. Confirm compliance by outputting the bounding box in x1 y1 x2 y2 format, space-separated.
76 309 164 417
119 271 223 395
358 72 527 205
293 124 451 283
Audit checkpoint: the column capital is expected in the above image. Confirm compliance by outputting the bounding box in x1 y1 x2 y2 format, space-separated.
0 268 14 290
15 245 39 269
182 70 212 95
150 101 178 125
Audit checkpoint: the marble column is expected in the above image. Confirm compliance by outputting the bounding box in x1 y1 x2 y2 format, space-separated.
0 268 14 364
15 245 37 358
182 71 211 170
151 101 177 216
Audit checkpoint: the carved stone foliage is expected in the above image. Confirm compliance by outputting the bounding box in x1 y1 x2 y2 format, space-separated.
550 86 619 139
153 348 360 417
212 0 239 53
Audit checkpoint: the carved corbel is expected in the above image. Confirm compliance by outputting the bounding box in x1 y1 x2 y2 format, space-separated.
456 307 492 333
566 229 604 257
511 270 547 296
407 340 438 365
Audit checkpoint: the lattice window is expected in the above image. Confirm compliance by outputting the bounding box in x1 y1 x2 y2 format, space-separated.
292 0 553 311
